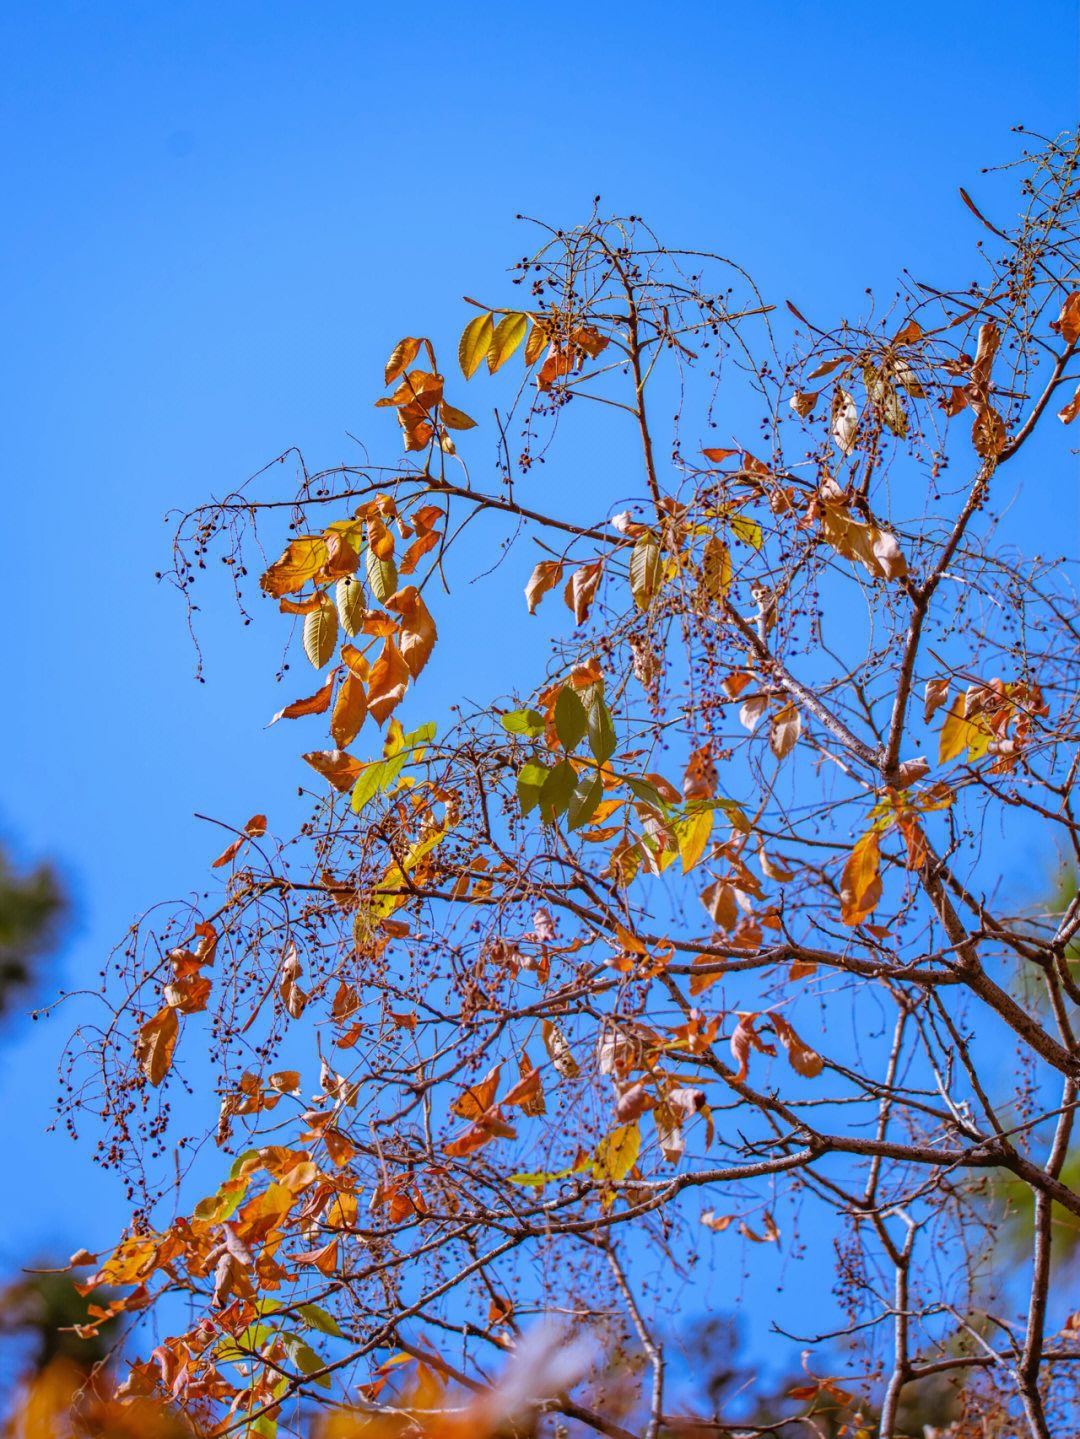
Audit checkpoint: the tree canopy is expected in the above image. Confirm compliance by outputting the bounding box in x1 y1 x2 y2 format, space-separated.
52 127 1080 1439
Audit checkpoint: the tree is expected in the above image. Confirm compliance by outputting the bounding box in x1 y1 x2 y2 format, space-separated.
58 127 1080 1439
0 842 64 1023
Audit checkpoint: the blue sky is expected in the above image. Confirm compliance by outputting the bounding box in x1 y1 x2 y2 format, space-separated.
1 0 1077 1379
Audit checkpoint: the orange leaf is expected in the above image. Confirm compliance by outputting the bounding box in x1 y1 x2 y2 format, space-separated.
450 1063 502 1120
564 561 603 625
1050 291 1080 345
211 837 244 869
331 672 368 748
525 560 564 614
386 586 437 679
270 675 335 725
244 814 267 837
385 337 422 387
260 536 329 598
303 749 366 792
136 1006 179 1086
367 639 410 724
839 830 882 926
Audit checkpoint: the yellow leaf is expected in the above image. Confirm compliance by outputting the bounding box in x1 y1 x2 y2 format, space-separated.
487 312 529 373
523 320 548 366
459 313 494 379
260 536 329 598
593 1121 641 1194
938 695 980 764
677 810 714 874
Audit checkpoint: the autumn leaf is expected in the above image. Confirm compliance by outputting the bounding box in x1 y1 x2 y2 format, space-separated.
260 536 330 597
629 535 661 610
772 1013 824 1078
331 672 368 748
211 837 244 869
336 576 367 636
487 312 528 373
769 703 801 761
385 337 422 387
564 561 603 625
367 638 410 724
303 599 339 670
525 560 564 614
1050 291 1080 345
839 830 882 926
831 388 858 454
541 1019 579 1078
1059 382 1080 424
450 1063 502 1120
271 675 335 725
303 749 366 792
136 1005 179 1086
459 313 494 379
386 585 437 679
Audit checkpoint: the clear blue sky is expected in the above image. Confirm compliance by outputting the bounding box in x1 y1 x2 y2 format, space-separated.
1 0 1076 1369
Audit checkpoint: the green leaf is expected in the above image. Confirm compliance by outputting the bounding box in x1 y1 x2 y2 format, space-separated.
366 547 398 604
296 1303 344 1338
500 708 546 737
625 776 670 812
335 576 366 637
281 1332 331 1389
351 761 387 813
228 1150 260 1181
629 536 662 610
517 762 549 817
587 699 617 763
567 773 603 831
539 760 577 822
303 602 339 669
250 1416 278 1439
554 687 588 751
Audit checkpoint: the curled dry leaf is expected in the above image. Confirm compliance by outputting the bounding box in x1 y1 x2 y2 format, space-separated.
772 1013 824 1078
769 703 801 761
894 756 930 790
210 837 244 869
682 745 717 802
1050 291 1080 345
1058 382 1080 424
701 1210 735 1232
514 1050 546 1116
615 1081 653 1124
271 675 335 725
739 694 768 732
729 1012 774 1083
831 388 858 454
541 1019 579 1078
525 560 564 614
789 389 819 417
280 944 308 1019
564 561 604 625
330 672 368 748
135 1005 179 1086
924 677 950 724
